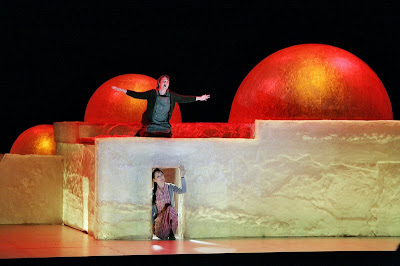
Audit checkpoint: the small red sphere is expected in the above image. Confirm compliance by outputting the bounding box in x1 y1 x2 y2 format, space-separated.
84 74 182 123
10 125 56 155
229 44 393 122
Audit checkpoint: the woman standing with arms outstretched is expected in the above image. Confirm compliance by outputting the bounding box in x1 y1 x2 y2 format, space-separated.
112 75 210 137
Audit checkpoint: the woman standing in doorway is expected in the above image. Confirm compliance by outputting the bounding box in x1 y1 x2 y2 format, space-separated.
152 165 187 240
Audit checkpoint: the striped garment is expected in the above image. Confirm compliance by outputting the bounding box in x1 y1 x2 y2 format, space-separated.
154 184 178 240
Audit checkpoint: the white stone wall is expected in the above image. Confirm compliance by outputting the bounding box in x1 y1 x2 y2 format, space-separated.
0 154 63 224
93 120 400 239
57 143 95 234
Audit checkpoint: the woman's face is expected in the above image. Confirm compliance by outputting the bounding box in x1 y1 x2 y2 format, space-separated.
159 77 169 90
153 171 165 187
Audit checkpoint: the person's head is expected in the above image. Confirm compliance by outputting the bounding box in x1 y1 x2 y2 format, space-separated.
152 168 164 204
157 75 170 90
152 168 165 187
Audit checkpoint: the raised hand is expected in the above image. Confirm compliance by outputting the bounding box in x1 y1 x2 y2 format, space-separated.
179 165 186 177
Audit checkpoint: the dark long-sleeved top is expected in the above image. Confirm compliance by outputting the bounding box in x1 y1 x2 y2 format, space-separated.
126 89 196 125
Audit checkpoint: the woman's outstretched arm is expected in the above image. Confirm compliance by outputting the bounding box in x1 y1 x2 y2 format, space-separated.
111 86 152 99
173 92 210 103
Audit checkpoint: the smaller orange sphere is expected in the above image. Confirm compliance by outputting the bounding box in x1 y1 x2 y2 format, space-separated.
10 125 56 155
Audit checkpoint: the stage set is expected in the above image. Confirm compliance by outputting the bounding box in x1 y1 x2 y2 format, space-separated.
1 44 400 262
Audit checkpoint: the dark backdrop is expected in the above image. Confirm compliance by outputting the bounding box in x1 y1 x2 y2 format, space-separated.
1 0 398 153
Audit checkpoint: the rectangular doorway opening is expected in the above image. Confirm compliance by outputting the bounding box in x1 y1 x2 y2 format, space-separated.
151 167 185 240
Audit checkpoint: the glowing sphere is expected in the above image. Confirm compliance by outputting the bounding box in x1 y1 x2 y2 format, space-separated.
10 125 56 155
229 44 393 123
84 74 182 123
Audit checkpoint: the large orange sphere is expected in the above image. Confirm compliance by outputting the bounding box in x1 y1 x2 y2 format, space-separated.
10 125 56 155
84 74 182 123
229 44 393 123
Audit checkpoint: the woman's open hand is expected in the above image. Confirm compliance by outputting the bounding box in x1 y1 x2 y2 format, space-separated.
111 86 127 93
196 94 210 101
179 165 186 177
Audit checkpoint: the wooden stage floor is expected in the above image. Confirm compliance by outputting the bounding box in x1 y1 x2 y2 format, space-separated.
1 225 399 264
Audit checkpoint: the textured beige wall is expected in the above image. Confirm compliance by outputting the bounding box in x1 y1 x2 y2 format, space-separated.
57 143 95 233
93 120 400 239
0 154 63 224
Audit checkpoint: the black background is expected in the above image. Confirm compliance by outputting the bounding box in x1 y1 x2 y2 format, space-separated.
1 0 398 153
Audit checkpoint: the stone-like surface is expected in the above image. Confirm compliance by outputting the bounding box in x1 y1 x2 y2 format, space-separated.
172 123 254 138
0 154 63 224
53 122 80 144
376 161 400 235
57 143 95 233
93 120 400 239
54 122 254 145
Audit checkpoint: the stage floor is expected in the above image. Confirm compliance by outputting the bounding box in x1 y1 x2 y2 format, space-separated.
0 225 399 259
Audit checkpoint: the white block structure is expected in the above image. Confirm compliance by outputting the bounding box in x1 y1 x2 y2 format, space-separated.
56 120 400 239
